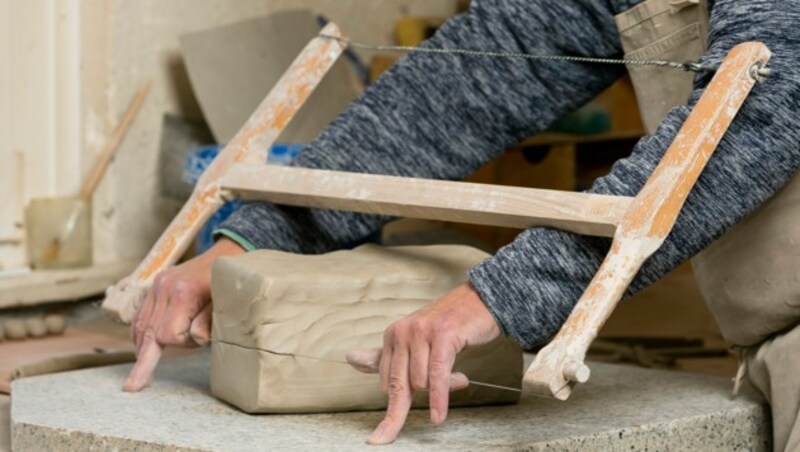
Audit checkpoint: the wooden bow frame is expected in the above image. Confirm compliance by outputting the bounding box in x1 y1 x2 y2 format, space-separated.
102 22 771 400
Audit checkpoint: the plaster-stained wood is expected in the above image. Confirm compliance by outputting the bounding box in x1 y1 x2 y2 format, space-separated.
102 24 348 322
222 163 631 237
0 260 136 309
523 42 772 400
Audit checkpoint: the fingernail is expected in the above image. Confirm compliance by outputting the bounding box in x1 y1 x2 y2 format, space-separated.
431 408 442 424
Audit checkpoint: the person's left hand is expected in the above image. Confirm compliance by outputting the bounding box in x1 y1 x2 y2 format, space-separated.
352 282 501 445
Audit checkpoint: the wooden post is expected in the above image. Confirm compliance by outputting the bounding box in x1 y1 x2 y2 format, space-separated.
522 42 772 400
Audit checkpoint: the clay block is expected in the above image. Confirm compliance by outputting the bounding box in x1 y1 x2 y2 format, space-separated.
43 315 67 335
4 320 26 341
210 244 523 414
24 318 47 338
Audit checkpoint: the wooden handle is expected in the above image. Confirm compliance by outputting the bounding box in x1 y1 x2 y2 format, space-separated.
80 80 152 200
222 164 632 238
523 42 772 400
102 25 347 323
523 242 647 399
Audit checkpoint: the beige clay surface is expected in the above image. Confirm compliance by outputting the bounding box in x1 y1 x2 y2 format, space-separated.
24 318 47 338
44 314 67 335
4 320 26 340
210 244 523 414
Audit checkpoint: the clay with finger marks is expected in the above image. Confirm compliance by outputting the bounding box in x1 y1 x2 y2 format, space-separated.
209 245 523 414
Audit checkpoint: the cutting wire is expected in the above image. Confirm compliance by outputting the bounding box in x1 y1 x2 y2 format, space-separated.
211 339 522 393
319 34 720 74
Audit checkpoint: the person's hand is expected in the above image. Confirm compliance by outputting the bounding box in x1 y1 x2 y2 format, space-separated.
358 282 501 445
123 237 245 392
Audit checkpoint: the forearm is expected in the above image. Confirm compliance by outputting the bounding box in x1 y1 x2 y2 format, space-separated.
219 0 626 253
471 0 800 349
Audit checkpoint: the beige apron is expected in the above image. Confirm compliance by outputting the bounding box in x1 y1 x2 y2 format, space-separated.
615 0 709 134
616 1 800 450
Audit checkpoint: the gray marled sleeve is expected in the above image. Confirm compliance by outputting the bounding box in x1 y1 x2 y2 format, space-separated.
218 0 625 253
469 0 800 348
220 0 800 350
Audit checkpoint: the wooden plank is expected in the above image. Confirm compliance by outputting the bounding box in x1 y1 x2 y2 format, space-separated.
495 143 577 247
0 329 135 393
0 260 136 309
523 42 772 400
221 163 631 237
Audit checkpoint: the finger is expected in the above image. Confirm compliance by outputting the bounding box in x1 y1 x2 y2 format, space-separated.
347 349 468 391
428 340 457 425
409 334 430 391
131 279 159 350
157 282 206 346
380 341 392 393
123 332 164 392
368 344 412 445
346 348 381 373
189 303 212 346
134 278 167 356
449 372 469 391
123 287 169 392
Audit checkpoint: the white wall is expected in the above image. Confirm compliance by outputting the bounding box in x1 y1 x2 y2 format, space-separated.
0 0 83 270
0 0 458 269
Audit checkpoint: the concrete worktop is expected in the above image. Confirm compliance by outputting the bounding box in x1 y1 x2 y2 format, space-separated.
10 352 770 451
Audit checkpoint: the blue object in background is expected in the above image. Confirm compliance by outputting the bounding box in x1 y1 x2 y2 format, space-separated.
184 143 305 253
267 143 305 166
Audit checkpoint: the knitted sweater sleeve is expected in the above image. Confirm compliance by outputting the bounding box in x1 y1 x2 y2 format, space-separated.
219 0 625 254
470 0 800 348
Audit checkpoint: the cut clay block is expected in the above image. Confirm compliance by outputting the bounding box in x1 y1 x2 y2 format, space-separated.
24 318 47 338
4 320 26 340
210 244 523 414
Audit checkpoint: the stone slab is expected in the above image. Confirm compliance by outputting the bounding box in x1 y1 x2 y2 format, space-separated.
11 352 770 451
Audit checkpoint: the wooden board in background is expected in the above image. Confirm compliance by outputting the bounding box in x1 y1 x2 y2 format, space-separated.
0 329 134 393
0 260 136 309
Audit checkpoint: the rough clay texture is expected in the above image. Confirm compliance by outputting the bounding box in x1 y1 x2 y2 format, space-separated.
0 316 67 342
23 318 47 338
10 353 771 451
43 315 67 335
3 320 26 340
210 244 523 413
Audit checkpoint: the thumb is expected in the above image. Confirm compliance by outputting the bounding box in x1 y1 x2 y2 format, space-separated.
346 347 381 373
189 304 212 346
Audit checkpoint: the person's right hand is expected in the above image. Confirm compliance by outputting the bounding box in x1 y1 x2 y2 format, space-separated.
123 237 245 392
